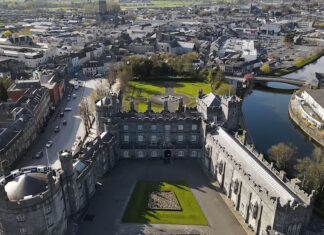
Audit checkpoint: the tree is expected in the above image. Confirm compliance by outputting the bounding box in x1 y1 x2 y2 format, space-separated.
2 30 12 38
79 98 92 134
295 148 324 204
107 63 117 88
0 83 8 102
260 63 271 74
107 2 120 14
267 143 297 170
284 33 294 46
117 65 132 92
295 57 305 67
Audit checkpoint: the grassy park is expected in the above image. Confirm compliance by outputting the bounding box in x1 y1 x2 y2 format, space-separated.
123 81 211 112
122 181 208 225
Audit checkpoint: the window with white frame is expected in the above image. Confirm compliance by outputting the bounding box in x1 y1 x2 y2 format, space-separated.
137 125 143 131
138 135 144 142
138 151 144 158
177 135 183 142
151 135 157 144
123 125 128 131
178 124 184 130
151 124 157 131
123 135 129 142
151 151 157 157
123 151 129 158
165 135 170 142
191 150 197 158
191 135 197 142
192 124 197 130
178 151 184 157
16 215 25 222
164 124 171 131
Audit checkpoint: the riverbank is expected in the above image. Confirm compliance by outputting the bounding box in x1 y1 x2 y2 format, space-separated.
288 93 324 148
271 50 324 77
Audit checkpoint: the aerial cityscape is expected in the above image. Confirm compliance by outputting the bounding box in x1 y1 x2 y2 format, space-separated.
0 0 323 234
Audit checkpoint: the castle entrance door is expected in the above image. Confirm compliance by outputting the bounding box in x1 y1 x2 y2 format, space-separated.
164 150 171 163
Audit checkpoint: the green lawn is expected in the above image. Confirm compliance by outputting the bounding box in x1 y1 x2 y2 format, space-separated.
123 81 211 112
123 81 165 112
123 181 208 225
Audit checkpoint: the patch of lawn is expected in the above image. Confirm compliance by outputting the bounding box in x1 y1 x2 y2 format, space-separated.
174 82 211 107
123 81 165 112
123 181 208 225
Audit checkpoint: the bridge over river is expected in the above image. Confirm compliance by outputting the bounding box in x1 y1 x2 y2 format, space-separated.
226 75 305 87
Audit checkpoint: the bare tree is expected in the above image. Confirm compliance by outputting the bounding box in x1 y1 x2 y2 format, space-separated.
107 63 117 88
268 143 297 170
117 66 132 92
79 98 92 134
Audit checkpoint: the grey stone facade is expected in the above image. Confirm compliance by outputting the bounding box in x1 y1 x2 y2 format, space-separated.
0 90 313 235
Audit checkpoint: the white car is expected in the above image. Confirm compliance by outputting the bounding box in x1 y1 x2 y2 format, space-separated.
64 107 72 111
46 141 53 148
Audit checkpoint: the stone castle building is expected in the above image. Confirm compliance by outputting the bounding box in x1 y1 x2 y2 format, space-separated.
0 91 314 235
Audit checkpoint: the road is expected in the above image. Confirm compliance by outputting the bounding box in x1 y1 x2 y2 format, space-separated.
18 78 99 170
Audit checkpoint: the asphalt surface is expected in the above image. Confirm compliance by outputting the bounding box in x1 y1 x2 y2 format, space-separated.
77 160 246 235
17 78 99 170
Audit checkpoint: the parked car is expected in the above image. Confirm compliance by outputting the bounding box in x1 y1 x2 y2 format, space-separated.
64 107 72 111
72 94 76 99
67 96 70 101
60 112 64 118
46 141 53 148
54 126 60 133
63 120 67 125
34 151 43 159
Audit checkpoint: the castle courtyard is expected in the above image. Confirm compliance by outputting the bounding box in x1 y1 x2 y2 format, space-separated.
77 160 246 235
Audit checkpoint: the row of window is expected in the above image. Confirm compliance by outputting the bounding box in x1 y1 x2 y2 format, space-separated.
123 134 198 143
123 150 198 158
123 124 198 131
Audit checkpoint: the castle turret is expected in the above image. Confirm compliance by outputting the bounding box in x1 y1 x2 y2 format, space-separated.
178 97 184 111
163 101 169 113
147 100 152 113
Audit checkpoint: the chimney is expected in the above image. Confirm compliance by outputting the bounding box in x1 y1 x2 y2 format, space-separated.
163 101 168 112
130 99 135 112
198 89 203 99
178 97 183 111
147 100 152 112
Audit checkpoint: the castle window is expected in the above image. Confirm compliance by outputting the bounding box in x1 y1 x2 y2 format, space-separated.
191 151 197 158
123 135 129 143
123 151 129 158
191 135 197 142
123 125 128 131
178 125 184 130
177 135 183 142
16 215 25 222
19 228 28 235
178 151 184 157
138 151 144 158
151 124 157 131
164 125 171 131
165 135 170 143
151 135 157 144
233 180 239 194
138 135 144 142
192 124 197 130
252 202 259 219
151 151 157 157
137 125 143 131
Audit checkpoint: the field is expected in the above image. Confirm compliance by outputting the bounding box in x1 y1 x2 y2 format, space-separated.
122 181 208 225
123 81 211 112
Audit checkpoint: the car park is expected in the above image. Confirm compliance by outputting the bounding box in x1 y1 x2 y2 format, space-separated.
46 141 53 148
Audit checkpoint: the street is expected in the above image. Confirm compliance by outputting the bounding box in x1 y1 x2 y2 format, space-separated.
17 78 99 170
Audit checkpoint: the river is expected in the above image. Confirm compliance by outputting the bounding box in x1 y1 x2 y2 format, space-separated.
242 56 324 158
